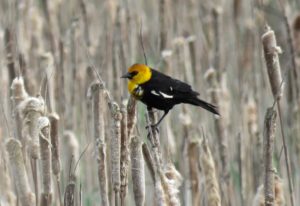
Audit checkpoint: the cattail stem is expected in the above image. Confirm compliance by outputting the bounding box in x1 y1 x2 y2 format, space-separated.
263 108 277 206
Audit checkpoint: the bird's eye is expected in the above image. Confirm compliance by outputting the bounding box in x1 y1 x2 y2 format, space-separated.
130 71 138 76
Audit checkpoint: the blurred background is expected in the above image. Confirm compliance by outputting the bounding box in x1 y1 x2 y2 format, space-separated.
0 0 300 205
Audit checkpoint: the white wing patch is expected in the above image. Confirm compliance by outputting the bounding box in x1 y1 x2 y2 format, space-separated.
151 90 160 96
159 91 173 98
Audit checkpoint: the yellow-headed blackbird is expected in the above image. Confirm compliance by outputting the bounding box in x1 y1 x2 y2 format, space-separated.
121 63 219 127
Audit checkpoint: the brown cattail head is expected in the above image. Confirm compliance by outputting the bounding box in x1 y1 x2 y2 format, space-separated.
262 26 284 100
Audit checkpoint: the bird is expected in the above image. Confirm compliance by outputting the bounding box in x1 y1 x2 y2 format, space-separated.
121 63 219 128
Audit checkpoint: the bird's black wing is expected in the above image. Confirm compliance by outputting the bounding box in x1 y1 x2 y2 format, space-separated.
141 68 199 99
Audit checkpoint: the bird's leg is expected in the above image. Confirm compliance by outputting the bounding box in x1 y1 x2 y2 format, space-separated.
146 111 169 132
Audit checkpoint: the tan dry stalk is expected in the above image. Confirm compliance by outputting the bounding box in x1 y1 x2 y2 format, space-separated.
205 68 230 204
127 95 137 138
263 108 277 206
200 136 221 206
154 178 167 206
160 164 182 206
110 102 122 206
142 143 156 183
88 81 109 206
293 14 300 55
6 138 36 206
38 117 52 206
159 0 167 52
188 140 201 206
120 101 130 205
262 25 294 206
130 136 145 206
252 175 285 206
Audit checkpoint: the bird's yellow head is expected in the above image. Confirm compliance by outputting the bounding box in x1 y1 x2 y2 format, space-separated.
121 64 152 95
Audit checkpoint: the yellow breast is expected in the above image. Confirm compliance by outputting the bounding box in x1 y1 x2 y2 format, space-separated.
128 81 144 99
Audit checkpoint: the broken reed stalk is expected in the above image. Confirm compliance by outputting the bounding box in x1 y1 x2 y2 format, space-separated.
200 135 221 206
48 113 62 206
262 26 294 206
111 102 122 206
263 108 277 206
39 117 52 206
6 138 36 206
120 101 130 206
88 81 109 206
130 136 145 206
19 96 45 204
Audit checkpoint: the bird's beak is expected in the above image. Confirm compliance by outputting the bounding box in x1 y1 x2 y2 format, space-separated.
121 72 131 79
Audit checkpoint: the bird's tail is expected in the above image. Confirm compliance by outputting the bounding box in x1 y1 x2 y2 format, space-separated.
185 98 219 115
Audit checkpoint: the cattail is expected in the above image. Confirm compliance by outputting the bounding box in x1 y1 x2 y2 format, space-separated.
88 81 109 206
64 181 76 206
110 101 122 205
155 179 167 206
18 96 45 159
261 25 283 100
127 95 137 138
6 138 35 206
48 113 60 176
38 116 52 206
130 136 145 206
263 108 277 206
262 25 294 206
200 136 221 206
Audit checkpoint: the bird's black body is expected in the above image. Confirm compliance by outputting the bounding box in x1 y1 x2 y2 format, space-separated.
139 69 219 116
